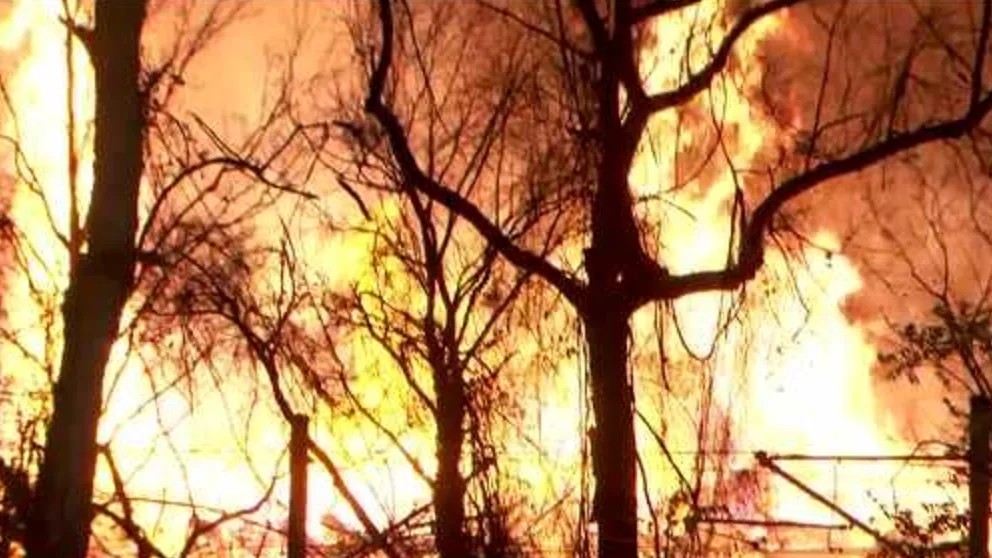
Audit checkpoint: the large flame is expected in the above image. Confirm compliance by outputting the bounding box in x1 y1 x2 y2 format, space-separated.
0 1 971 557
0 2 296 554
624 1 965 555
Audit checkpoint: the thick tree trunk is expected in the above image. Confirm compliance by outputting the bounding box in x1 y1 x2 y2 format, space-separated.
26 2 147 557
434 374 468 558
585 300 638 558
586 137 642 557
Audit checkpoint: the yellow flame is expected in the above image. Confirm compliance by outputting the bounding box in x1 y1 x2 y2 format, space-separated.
0 1 969 556
624 2 962 554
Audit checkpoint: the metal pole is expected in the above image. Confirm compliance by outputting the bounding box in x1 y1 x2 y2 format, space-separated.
755 452 909 557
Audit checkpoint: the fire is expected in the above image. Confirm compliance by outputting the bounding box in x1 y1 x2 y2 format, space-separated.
625 2 966 555
0 0 91 352
0 0 974 556
0 1 434 551
0 2 297 554
0 0 91 471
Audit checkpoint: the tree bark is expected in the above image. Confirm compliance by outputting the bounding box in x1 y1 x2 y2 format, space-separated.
434 373 468 558
583 98 643 556
26 2 148 556
585 291 638 558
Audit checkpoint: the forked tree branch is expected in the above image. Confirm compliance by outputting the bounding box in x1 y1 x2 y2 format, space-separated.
367 0 992 317
366 0 587 311
176 250 406 558
629 0 805 129
641 92 992 305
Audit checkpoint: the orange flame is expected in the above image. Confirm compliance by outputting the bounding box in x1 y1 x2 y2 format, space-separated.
0 1 971 556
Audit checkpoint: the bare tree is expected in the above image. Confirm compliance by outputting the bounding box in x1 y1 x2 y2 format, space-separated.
24 3 151 554
355 1 992 555
0 1 320 554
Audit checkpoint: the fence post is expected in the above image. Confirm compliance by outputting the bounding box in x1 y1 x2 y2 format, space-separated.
289 414 309 558
970 396 991 558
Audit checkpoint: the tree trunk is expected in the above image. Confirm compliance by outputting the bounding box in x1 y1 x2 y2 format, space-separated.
434 374 468 558
585 300 638 558
26 2 147 556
